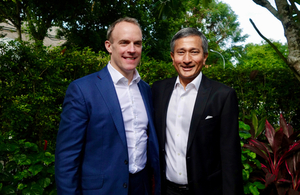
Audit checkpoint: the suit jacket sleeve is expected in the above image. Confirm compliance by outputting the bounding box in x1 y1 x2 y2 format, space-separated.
219 89 244 195
55 81 88 195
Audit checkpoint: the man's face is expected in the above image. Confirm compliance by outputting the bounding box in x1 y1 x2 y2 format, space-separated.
171 35 208 87
105 21 142 78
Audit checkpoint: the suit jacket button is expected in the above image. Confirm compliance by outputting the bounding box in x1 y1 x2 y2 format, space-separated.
123 183 127 188
124 160 128 165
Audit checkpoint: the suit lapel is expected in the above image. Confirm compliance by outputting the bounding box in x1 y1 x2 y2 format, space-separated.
137 82 151 124
95 66 127 147
187 75 212 151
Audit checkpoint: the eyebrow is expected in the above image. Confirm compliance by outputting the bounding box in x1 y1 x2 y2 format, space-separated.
176 47 199 51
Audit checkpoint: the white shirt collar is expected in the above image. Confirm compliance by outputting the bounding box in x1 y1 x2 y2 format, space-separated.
175 71 202 91
107 62 141 85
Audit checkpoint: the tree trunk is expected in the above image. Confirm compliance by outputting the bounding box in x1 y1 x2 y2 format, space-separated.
275 0 300 80
253 0 300 81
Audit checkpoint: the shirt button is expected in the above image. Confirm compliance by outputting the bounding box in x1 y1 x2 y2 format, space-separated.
123 183 127 188
124 160 128 165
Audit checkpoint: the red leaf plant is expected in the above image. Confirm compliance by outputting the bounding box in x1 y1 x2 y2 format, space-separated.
244 114 300 195
44 140 48 151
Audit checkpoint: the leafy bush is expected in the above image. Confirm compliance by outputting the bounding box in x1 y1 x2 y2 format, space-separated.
0 41 108 148
244 114 300 195
240 121 265 195
1 41 299 194
203 66 300 130
0 134 55 195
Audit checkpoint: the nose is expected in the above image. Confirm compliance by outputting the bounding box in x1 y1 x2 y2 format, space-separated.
183 53 192 64
127 43 136 53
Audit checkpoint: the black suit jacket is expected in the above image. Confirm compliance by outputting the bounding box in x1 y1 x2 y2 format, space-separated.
152 75 243 195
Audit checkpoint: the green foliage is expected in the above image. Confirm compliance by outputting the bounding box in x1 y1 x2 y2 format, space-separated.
0 134 56 195
138 55 177 86
182 0 248 48
239 121 265 195
202 64 300 130
0 40 108 147
239 42 288 69
1 40 299 194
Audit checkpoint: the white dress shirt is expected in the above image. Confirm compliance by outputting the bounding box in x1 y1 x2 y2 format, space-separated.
108 63 148 174
165 72 202 184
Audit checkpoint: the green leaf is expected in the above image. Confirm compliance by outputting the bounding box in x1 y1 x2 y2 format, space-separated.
22 183 43 195
28 164 43 176
249 185 260 195
2 185 16 195
243 163 250 169
38 177 51 188
242 169 250 180
4 143 19 152
24 142 38 152
251 110 258 133
256 117 266 137
239 121 250 131
13 154 27 165
247 151 257 159
45 152 51 156
253 181 265 189
239 132 251 139
49 189 57 195
18 183 27 190
5 162 17 172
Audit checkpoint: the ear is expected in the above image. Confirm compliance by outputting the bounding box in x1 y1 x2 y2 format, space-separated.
105 40 112 54
203 53 209 65
170 52 175 65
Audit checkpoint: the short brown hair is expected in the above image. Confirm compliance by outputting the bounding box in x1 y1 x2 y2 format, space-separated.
107 17 142 43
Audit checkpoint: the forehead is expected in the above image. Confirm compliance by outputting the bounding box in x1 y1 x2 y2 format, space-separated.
111 21 142 41
174 35 202 50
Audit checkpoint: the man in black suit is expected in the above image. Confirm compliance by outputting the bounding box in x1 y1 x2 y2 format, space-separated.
152 27 243 195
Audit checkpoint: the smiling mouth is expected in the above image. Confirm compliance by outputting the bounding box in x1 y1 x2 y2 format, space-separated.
181 65 195 70
124 57 136 60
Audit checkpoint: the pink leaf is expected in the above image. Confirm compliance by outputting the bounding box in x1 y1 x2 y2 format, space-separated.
280 113 292 138
265 119 275 147
265 173 276 186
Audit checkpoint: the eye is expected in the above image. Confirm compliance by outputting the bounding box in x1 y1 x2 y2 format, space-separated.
191 50 199 54
135 41 142 47
177 50 185 55
119 40 129 45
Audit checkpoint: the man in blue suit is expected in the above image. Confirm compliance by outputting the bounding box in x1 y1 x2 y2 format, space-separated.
55 17 160 195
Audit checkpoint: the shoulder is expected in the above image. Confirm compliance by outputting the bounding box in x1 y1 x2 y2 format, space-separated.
138 79 150 88
73 71 99 84
152 77 176 89
71 66 109 87
203 74 235 93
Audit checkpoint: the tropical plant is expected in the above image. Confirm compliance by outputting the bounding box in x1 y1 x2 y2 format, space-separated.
244 114 300 195
240 121 265 195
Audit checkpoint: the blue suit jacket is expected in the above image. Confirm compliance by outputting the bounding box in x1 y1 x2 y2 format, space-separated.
55 65 161 195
